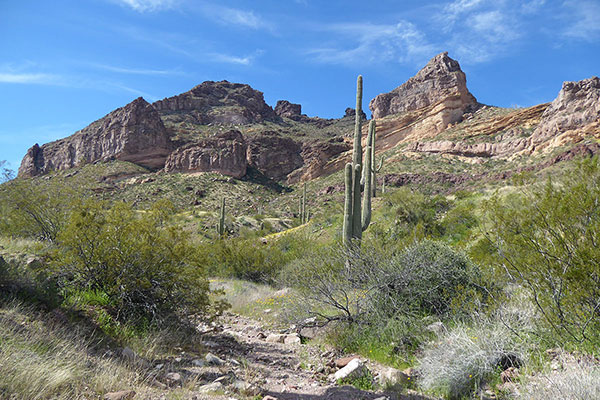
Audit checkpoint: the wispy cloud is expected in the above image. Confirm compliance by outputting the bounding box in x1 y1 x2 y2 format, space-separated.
110 0 178 12
197 4 273 31
307 20 436 66
89 63 184 76
562 0 600 40
0 72 62 85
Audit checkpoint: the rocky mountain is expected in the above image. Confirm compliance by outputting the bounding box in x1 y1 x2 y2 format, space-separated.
16 52 600 187
18 97 171 177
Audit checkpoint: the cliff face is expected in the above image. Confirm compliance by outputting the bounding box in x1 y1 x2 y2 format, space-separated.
369 52 478 120
18 98 171 177
163 130 248 178
153 80 277 125
531 77 600 150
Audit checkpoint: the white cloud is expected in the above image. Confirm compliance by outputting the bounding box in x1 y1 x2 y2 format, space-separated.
112 0 178 12
0 72 61 85
307 21 436 66
198 4 272 30
90 63 183 76
562 1 600 40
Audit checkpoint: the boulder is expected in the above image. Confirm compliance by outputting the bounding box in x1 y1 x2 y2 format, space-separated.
283 333 301 345
332 358 368 382
378 367 409 387
205 352 225 366
265 333 286 343
334 355 360 368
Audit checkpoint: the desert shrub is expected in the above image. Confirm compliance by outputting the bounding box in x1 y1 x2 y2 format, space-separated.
372 240 488 319
418 295 536 399
0 178 80 242
483 158 600 345
50 198 210 323
520 354 600 399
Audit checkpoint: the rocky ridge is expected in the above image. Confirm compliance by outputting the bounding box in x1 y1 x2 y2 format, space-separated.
18 98 171 177
16 53 600 183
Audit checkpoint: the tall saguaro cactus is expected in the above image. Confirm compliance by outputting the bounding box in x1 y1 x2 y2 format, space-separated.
299 182 309 224
217 197 226 237
343 75 378 248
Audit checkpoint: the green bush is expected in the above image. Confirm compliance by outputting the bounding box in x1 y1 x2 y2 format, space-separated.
484 158 600 345
374 240 487 319
50 199 211 323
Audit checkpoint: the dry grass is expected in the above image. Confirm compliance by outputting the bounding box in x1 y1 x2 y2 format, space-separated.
0 301 153 399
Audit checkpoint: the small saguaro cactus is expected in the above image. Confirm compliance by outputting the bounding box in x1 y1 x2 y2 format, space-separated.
217 197 226 237
343 75 377 248
298 182 309 224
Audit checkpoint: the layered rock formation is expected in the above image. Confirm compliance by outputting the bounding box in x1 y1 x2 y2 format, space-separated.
18 98 171 177
286 138 351 183
369 52 478 120
164 130 247 178
531 77 600 149
246 131 304 180
153 81 277 125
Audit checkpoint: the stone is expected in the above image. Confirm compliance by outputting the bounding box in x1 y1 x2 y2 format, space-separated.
369 52 477 119
332 358 368 382
121 347 135 361
378 367 409 387
205 352 225 366
263 396 279 400
198 381 223 393
164 372 181 386
164 130 248 178
103 391 136 400
265 333 286 343
334 355 359 368
18 97 172 177
192 359 205 367
283 333 301 345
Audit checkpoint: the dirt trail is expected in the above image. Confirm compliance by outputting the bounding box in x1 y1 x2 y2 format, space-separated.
188 312 431 400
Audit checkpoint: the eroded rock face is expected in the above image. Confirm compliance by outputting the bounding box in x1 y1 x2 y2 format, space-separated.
286 138 351 183
18 97 171 177
532 77 600 146
408 138 530 158
153 81 277 125
164 130 247 178
246 131 304 180
274 100 302 118
369 52 477 120
344 107 367 120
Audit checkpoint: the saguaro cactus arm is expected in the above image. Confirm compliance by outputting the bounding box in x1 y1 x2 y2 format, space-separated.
343 163 353 246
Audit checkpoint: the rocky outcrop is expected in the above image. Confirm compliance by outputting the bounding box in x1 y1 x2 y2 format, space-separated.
18 97 171 177
153 81 277 125
286 137 351 183
164 130 247 178
246 131 304 180
408 138 529 158
369 52 478 121
344 107 367 120
531 77 600 148
274 100 302 119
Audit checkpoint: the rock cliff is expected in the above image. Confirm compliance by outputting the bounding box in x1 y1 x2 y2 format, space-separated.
531 77 600 150
274 100 302 119
246 131 304 181
18 97 171 177
369 52 478 120
163 130 248 178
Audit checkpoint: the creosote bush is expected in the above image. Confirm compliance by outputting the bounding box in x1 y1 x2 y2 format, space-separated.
50 198 211 323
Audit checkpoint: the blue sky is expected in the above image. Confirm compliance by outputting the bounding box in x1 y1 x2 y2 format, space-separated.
1 0 599 171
